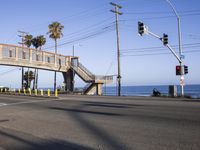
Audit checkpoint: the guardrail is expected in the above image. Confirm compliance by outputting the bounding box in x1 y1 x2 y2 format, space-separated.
0 88 59 97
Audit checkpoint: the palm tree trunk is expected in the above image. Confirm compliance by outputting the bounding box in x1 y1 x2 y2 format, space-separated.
33 68 37 90
27 68 30 89
36 69 38 89
22 67 24 89
54 39 57 92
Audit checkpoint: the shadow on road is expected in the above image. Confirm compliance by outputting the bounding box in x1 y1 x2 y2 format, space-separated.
83 101 143 108
49 107 124 116
0 128 93 150
49 105 128 150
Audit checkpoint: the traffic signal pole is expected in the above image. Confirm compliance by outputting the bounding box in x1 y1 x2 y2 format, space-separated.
165 0 184 96
138 23 186 96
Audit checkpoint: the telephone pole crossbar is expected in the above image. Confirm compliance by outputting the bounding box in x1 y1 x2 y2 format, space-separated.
110 2 122 96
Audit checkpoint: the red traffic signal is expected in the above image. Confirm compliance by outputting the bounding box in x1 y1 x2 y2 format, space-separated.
176 65 181 75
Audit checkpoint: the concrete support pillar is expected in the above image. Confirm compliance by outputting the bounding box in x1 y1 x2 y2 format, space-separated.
96 83 103 96
62 69 74 92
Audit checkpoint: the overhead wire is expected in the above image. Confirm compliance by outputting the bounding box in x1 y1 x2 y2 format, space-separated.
21 3 109 33
120 43 200 53
43 24 116 50
44 17 115 47
121 49 200 57
0 68 20 76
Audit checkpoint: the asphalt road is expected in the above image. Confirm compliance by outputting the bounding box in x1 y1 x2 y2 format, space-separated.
0 94 200 150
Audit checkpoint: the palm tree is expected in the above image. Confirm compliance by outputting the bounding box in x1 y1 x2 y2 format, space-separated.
24 34 33 48
24 71 35 89
37 35 46 50
35 35 46 89
31 37 40 90
47 22 64 92
24 34 33 89
31 36 46 90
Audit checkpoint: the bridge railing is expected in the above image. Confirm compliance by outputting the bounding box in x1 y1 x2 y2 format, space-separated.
0 43 71 71
94 75 113 83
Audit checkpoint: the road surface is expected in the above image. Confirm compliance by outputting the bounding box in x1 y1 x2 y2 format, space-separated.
0 94 200 150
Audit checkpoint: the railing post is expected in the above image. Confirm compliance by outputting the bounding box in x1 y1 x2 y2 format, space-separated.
0 45 3 59
16 47 18 61
29 49 32 63
42 52 45 64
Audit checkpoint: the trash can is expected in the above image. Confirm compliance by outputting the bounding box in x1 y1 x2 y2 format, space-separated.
168 85 177 97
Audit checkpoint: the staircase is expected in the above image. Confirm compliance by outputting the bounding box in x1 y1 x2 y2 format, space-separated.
71 61 95 83
70 58 113 95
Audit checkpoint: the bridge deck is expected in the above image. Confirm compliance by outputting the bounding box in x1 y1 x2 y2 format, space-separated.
0 43 113 87
0 43 71 72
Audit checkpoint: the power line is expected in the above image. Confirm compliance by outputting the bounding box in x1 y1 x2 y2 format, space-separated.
124 10 200 15
121 49 200 57
44 17 115 47
0 68 20 76
22 4 109 33
44 17 115 46
121 13 200 21
43 24 115 50
120 42 200 52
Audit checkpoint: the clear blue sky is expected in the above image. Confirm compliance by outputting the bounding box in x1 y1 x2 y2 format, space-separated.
0 0 200 88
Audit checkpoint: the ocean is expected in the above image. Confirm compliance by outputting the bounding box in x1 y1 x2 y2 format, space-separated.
103 84 200 98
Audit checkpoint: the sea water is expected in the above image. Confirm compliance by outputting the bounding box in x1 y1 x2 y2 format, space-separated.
103 84 200 98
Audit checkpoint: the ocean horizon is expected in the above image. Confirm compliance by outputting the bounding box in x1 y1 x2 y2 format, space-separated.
102 84 200 98
22 84 200 98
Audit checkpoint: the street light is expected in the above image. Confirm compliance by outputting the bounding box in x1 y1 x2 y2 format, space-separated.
72 44 82 92
165 0 184 97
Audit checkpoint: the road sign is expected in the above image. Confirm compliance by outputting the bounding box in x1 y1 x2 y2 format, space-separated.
180 76 184 86
180 55 185 59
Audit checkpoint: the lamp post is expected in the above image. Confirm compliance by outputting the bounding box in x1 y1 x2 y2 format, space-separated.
72 44 82 92
165 0 184 97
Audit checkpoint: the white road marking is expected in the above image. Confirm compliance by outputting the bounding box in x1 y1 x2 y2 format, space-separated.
0 103 7 106
0 99 60 107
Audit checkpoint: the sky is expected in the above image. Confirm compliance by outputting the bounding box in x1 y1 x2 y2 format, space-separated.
0 0 200 88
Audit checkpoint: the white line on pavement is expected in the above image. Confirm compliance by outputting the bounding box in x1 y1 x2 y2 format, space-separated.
0 103 7 106
0 99 59 108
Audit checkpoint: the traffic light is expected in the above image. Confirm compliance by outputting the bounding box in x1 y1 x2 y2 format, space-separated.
184 65 188 74
176 65 181 75
163 34 168 45
138 21 144 36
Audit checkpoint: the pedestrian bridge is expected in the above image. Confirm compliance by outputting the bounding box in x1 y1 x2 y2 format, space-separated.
0 43 113 95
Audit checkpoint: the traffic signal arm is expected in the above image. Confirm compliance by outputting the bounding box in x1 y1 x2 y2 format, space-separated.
138 22 182 64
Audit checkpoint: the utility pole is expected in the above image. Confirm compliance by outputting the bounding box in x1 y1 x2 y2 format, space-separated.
18 31 28 90
72 45 75 93
110 2 122 96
